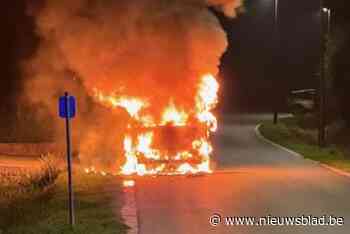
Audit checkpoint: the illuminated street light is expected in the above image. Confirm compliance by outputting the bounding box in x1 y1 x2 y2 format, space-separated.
324 8 331 34
318 3 331 147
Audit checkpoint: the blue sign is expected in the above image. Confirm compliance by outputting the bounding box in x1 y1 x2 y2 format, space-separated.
59 95 76 118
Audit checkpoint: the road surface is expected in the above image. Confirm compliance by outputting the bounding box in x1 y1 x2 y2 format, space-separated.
134 114 350 234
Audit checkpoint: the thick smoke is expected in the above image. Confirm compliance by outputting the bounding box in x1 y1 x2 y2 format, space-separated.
24 0 242 170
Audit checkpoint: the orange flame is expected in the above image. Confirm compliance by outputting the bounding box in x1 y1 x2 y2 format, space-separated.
90 73 219 176
161 101 188 126
94 89 148 119
196 73 219 132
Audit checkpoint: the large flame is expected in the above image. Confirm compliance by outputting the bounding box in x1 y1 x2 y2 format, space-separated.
92 73 218 176
196 74 219 132
26 0 242 176
161 101 188 126
94 90 148 119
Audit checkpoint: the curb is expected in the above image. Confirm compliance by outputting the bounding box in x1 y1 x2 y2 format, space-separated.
320 164 350 178
255 124 303 159
255 123 350 179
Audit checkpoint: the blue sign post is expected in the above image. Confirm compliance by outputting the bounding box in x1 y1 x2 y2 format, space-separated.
59 95 76 119
59 92 76 227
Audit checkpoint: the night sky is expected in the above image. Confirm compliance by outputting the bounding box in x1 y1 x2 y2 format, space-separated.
1 1 38 114
0 0 344 115
219 0 322 111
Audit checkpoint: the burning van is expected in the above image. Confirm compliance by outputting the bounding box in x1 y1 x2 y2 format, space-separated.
92 74 219 175
26 0 242 177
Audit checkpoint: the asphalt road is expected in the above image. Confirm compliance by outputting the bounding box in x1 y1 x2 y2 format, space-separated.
135 114 350 234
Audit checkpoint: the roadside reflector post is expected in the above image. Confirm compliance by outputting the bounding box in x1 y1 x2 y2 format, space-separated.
59 92 76 226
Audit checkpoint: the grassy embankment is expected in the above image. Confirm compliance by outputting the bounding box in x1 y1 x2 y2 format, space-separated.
0 155 128 234
260 116 350 172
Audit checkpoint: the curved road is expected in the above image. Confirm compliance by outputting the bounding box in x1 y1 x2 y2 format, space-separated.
135 114 350 234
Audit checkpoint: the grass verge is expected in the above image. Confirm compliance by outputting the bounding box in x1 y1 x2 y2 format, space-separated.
0 165 128 234
260 117 350 172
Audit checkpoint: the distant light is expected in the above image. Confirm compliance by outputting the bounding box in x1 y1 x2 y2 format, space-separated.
322 8 330 13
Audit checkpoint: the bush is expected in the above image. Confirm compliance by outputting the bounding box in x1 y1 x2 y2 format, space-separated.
0 154 61 232
0 153 60 206
333 32 350 126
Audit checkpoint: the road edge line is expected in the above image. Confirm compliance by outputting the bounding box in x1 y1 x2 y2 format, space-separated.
319 164 350 178
254 124 304 159
121 185 139 234
255 123 350 179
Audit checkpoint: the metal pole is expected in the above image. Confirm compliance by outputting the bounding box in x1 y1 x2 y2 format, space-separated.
273 0 279 124
327 9 331 35
274 0 279 32
65 92 75 226
318 2 326 147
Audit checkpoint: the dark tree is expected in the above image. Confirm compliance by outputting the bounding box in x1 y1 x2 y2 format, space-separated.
333 35 350 126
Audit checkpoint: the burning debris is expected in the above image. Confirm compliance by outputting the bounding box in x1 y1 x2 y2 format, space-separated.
123 180 136 188
24 0 242 175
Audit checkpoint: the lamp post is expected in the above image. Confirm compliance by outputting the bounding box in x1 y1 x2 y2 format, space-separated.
273 0 279 124
323 8 331 35
318 4 331 147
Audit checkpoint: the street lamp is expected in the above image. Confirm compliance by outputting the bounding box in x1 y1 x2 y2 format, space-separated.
318 4 331 147
274 0 279 27
323 8 331 35
273 0 279 124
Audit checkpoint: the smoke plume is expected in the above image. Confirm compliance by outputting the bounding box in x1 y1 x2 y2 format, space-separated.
24 0 242 170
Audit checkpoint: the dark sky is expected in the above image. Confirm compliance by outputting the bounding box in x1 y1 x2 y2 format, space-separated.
1 1 37 113
0 0 346 114
219 0 323 112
